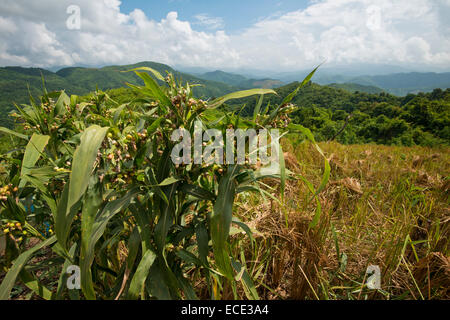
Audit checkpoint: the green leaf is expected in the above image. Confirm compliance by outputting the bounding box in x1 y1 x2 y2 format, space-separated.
196 223 210 266
176 249 204 267
127 249 157 300
0 236 56 300
55 243 77 300
55 91 70 116
155 177 180 187
146 262 172 300
232 218 255 244
19 133 50 188
209 165 240 280
79 178 103 300
54 183 80 253
124 67 166 82
0 127 28 140
127 227 141 270
146 117 164 136
253 94 264 121
231 259 259 300
132 72 175 117
180 183 216 201
209 89 277 109
19 270 54 300
288 124 330 228
154 184 177 252
281 65 320 105
80 186 140 300
68 125 109 215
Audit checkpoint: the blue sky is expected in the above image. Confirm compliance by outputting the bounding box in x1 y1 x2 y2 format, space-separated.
120 0 310 33
0 0 449 71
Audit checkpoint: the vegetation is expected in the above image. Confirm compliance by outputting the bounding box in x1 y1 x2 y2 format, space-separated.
236 83 450 147
0 67 326 300
238 139 449 299
327 83 384 94
0 66 448 300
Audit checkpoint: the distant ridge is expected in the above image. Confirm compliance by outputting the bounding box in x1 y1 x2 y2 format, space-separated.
197 70 284 89
327 83 384 94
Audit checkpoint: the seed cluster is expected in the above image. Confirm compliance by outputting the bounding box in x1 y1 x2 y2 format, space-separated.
0 185 18 202
1 221 27 242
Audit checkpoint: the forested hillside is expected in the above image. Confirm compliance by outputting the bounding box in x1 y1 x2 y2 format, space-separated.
327 83 384 94
235 82 450 146
0 62 239 127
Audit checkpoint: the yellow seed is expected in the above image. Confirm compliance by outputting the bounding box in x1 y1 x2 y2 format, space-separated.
49 229 53 234
3 228 9 234
22 230 28 235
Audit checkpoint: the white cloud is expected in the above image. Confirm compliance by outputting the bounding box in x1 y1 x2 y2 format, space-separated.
193 14 225 30
0 0 448 71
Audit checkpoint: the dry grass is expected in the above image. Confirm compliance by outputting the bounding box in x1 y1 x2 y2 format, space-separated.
234 141 449 300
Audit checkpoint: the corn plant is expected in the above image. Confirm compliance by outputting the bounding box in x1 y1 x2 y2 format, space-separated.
0 67 322 300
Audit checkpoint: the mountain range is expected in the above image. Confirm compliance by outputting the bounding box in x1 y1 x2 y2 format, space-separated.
195 70 284 89
1 60 450 127
185 67 450 96
0 61 241 126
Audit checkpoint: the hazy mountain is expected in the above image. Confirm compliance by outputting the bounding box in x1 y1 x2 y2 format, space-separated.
193 67 450 95
281 71 450 96
347 72 450 96
196 70 284 89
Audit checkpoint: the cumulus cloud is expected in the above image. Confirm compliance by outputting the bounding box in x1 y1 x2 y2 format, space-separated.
0 0 448 71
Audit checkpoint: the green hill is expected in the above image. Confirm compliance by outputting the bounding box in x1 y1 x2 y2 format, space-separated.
56 61 239 97
327 83 384 94
0 61 239 127
231 81 450 146
198 70 247 85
